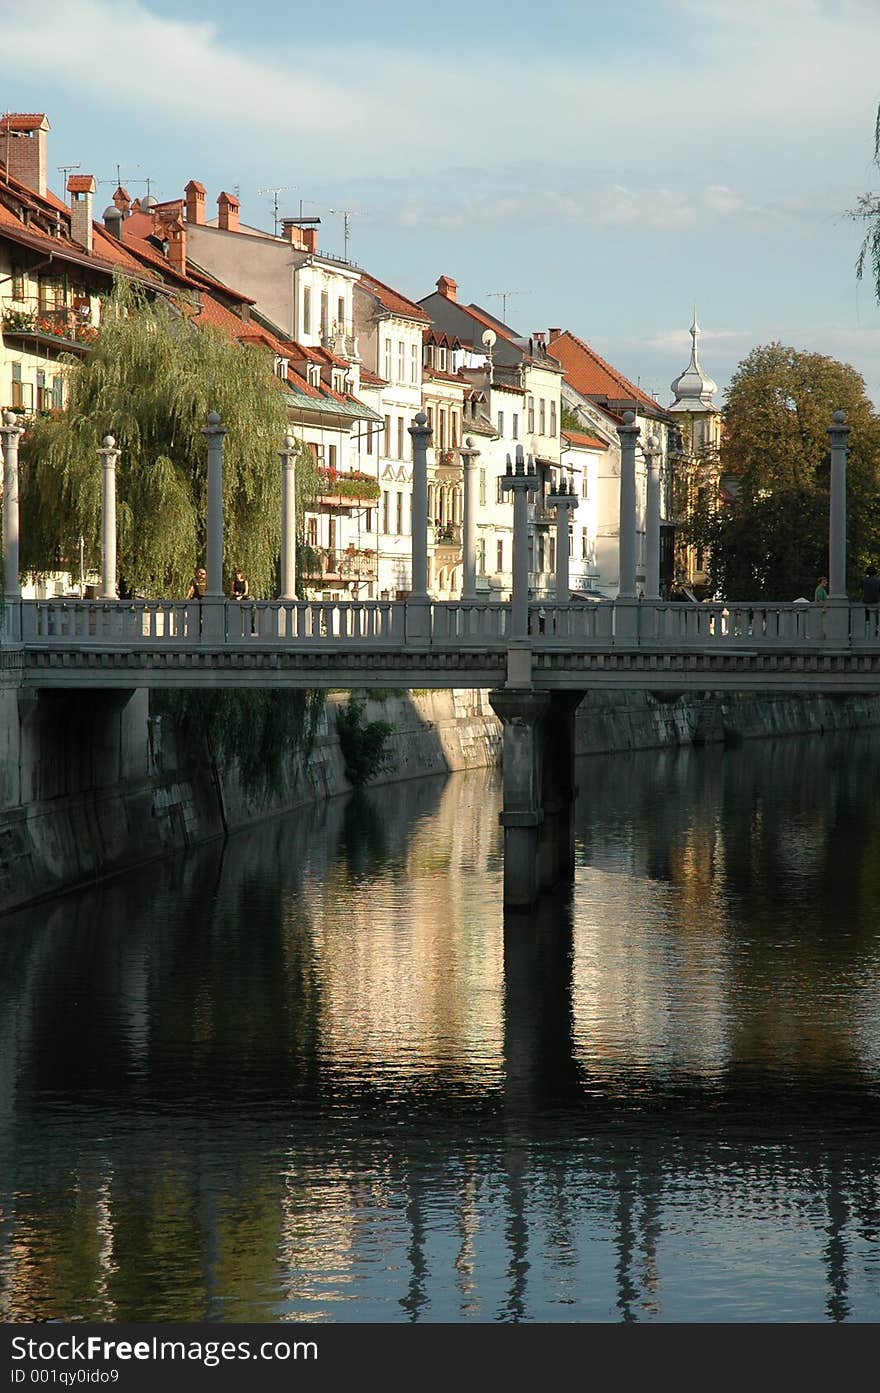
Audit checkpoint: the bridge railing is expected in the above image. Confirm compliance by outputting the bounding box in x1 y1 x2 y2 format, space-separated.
11 597 880 651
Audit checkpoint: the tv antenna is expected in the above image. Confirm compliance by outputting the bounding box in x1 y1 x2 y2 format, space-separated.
328 207 363 262
57 162 81 185
486 289 527 323
257 186 294 235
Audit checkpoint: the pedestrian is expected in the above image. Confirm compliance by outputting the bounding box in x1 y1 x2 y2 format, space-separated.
230 567 249 600
186 567 207 599
814 576 828 604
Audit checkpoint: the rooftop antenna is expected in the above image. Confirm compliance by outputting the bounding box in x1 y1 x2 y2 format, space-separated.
486 289 527 323
57 162 82 186
328 206 363 262
257 186 294 235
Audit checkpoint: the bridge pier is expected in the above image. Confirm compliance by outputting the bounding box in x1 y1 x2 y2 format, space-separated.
489 688 585 907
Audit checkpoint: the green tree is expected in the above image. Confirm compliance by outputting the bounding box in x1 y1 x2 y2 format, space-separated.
19 278 317 597
853 103 880 305
686 343 880 600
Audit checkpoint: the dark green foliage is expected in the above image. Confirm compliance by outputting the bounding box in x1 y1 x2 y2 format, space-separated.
155 687 324 798
18 277 318 597
684 343 880 600
335 695 393 787
852 102 880 305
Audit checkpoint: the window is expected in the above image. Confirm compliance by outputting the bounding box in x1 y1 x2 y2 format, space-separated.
582 471 589 499
512 412 519 440
438 408 447 450
397 416 404 460
398 341 405 384
382 490 390 533
303 286 311 337
582 530 589 560
337 295 345 331
307 517 318 547
38 275 66 312
410 343 418 384
479 469 486 506
320 290 329 340
328 444 337 470
450 411 459 448
384 415 392 455
384 339 392 380
527 397 535 432
11 266 25 301
496 476 505 503
365 508 374 532
497 410 504 437
366 422 374 455
549 536 556 573
36 368 52 412
477 538 486 573
550 400 557 437
426 406 434 435
11 362 32 411
497 539 504 572
396 491 403 535
438 346 447 370
539 399 546 435
52 374 63 409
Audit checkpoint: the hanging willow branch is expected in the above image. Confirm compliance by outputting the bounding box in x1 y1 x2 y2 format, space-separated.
19 277 317 598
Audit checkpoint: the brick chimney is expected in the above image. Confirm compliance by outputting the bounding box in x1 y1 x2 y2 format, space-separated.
155 204 186 272
280 217 304 248
67 173 96 253
0 113 50 197
436 275 457 302
217 190 239 233
548 328 562 341
113 185 131 216
302 227 318 253
185 179 206 225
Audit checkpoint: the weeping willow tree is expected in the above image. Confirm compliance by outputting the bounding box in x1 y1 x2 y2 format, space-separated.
19 277 317 598
17 276 326 796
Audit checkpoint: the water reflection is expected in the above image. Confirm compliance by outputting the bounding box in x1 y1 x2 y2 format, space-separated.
1 736 880 1322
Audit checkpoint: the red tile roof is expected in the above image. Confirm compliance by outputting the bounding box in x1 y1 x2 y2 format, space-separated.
562 428 609 451
67 174 96 193
358 270 430 323
0 113 49 132
547 330 659 413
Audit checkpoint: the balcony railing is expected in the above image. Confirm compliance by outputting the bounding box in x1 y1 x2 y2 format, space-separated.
434 524 461 547
302 547 378 582
2 301 97 349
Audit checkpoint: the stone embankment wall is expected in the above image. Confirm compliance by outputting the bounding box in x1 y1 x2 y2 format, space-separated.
3 685 880 914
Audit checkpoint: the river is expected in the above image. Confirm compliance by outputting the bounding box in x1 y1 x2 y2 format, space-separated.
1 731 879 1322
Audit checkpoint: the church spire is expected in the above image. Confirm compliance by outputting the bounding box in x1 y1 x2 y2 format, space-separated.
670 309 718 410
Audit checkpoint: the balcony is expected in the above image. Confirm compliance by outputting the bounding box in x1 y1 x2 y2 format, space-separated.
2 301 97 355
434 524 461 549
302 547 378 583
315 467 381 510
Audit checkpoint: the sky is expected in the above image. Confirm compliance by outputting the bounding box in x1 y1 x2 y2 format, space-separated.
3 0 880 406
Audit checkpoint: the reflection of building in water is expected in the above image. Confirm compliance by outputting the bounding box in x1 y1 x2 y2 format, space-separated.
299 770 506 1094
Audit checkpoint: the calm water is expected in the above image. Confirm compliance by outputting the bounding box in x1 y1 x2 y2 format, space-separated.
2 732 880 1323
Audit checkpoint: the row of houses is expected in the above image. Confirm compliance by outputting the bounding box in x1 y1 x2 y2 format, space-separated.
0 112 722 601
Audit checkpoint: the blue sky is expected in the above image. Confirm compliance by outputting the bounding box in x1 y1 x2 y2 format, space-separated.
3 0 880 404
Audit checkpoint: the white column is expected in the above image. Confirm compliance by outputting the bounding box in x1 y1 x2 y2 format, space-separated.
828 410 849 600
98 434 120 600
1 410 24 600
460 436 480 600
408 412 430 599
616 410 640 599
203 411 227 598
643 433 661 600
279 433 297 600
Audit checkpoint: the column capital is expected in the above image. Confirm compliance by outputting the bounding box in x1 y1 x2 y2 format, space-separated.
642 432 661 460
616 408 641 444
0 409 25 443
202 410 228 440
459 435 480 467
408 410 432 448
97 434 120 465
279 432 298 463
827 409 850 447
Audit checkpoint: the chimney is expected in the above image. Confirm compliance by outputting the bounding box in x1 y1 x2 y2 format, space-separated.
302 227 318 253
217 190 239 233
68 173 96 253
113 185 131 216
185 179 206 225
103 204 123 239
436 274 457 302
0 113 50 197
280 217 304 247
548 328 561 341
166 217 186 273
